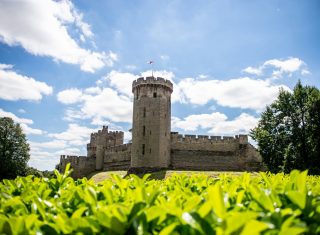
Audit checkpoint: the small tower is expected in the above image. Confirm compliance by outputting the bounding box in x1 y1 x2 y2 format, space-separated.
131 76 173 168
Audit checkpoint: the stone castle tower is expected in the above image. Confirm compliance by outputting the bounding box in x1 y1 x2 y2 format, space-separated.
131 77 173 169
87 125 124 170
58 75 265 178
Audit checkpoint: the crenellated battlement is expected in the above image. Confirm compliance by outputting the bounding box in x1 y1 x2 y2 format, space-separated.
106 143 132 153
132 76 173 92
58 67 264 178
170 132 248 144
60 155 88 164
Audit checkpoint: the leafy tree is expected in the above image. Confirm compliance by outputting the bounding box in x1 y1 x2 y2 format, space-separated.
0 117 30 179
251 81 320 174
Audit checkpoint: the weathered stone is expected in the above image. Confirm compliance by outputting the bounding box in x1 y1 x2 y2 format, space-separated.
58 76 265 178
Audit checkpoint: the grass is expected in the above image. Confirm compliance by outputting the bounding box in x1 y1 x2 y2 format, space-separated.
89 170 254 183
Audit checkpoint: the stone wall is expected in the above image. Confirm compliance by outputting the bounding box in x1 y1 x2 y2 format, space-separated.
170 133 264 171
58 155 96 179
131 77 172 168
103 143 132 170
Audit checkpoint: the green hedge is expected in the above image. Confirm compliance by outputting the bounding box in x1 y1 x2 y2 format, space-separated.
1 165 320 234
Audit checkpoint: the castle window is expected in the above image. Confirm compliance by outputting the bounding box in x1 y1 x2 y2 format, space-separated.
150 148 151 153
164 113 166 118
150 130 151 135
143 126 146 136
136 92 138 100
142 144 145 155
153 92 157 98
143 107 146 117
165 132 167 136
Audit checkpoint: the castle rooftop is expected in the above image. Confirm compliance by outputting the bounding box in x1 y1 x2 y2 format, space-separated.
132 76 173 92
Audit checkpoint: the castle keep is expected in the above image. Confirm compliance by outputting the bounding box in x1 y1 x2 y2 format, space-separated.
58 76 264 178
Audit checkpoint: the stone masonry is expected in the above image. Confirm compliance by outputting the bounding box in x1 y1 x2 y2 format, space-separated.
58 76 264 178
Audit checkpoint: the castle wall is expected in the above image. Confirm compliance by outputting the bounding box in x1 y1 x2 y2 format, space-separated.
58 155 96 179
170 133 264 171
103 143 132 170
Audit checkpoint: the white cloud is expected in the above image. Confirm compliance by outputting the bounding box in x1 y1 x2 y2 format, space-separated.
18 109 26 113
242 66 263 76
208 113 259 135
264 57 304 74
172 112 227 131
0 64 53 101
58 70 178 124
20 123 44 135
57 88 83 104
48 123 97 146
63 109 86 122
28 123 94 171
301 69 311 76
81 88 132 123
172 112 259 136
30 140 68 149
242 57 309 78
0 0 117 72
141 70 175 81
0 108 44 135
104 71 137 97
0 108 33 124
176 77 289 111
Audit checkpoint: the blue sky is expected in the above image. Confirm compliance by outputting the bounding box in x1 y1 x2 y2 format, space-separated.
0 0 319 170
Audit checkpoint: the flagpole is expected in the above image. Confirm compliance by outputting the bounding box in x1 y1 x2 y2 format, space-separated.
148 60 154 77
152 62 154 77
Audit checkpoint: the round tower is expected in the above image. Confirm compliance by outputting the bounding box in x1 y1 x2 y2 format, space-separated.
131 76 173 168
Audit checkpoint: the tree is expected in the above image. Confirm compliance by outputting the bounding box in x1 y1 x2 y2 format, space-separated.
0 117 30 179
251 81 320 174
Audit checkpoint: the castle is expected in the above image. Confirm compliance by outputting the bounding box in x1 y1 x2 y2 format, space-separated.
58 76 264 178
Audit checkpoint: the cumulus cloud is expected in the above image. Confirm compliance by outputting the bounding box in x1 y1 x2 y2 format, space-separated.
176 77 289 111
0 108 44 135
57 88 83 104
57 70 177 124
242 57 309 78
103 71 137 97
172 112 227 131
30 140 68 150
172 112 259 135
48 123 97 146
0 64 52 101
0 0 117 72
28 123 96 171
242 66 263 76
57 86 132 123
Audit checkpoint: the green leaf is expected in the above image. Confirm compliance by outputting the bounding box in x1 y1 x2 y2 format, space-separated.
208 184 225 218
240 220 269 235
287 191 306 209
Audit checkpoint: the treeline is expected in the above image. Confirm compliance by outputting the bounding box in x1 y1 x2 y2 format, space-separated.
251 81 320 174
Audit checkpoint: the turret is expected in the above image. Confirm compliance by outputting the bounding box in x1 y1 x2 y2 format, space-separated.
131 76 173 168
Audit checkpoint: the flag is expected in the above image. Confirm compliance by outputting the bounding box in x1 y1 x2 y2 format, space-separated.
147 61 154 64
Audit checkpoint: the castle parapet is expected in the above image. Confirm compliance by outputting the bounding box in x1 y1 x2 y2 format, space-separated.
132 77 173 92
106 143 132 153
171 132 249 144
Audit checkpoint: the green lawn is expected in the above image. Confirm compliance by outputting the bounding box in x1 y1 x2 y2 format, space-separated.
89 170 255 183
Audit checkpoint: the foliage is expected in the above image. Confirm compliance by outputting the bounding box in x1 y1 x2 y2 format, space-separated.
251 81 320 174
1 166 320 234
0 117 30 180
